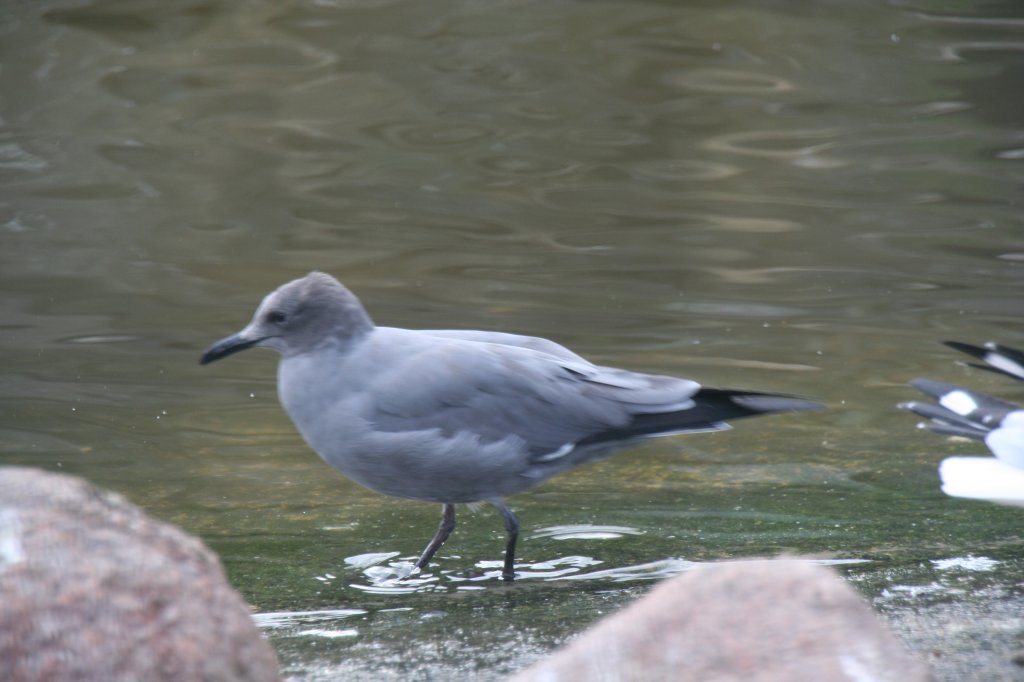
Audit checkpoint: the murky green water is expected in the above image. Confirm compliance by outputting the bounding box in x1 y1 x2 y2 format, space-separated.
2 0 1023 679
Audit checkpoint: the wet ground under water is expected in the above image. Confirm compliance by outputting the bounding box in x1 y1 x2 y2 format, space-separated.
2 0 1023 679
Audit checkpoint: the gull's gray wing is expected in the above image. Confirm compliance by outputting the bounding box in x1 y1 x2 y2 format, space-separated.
365 336 704 461
418 329 591 364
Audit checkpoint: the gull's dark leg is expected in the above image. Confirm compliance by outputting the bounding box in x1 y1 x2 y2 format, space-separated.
414 503 456 574
491 499 519 582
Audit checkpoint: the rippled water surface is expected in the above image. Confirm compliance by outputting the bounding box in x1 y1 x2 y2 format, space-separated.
2 0 1023 679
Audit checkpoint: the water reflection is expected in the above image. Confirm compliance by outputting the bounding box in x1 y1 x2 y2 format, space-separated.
342 552 612 593
347 555 682 592
337 548 871 594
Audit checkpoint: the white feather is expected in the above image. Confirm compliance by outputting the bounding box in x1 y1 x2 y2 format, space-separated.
939 457 1024 507
938 390 978 416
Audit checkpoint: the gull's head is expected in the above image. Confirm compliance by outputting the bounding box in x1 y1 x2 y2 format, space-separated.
200 272 374 364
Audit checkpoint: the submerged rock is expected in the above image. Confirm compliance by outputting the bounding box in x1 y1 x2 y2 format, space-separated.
510 559 931 682
0 466 280 682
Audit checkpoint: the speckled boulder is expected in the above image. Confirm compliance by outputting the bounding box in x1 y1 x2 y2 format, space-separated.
0 466 280 682
510 559 931 682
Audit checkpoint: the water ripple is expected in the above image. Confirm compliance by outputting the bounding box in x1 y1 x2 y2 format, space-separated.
559 558 698 582
363 120 497 150
531 524 645 541
702 129 845 166
566 127 650 147
631 159 740 182
937 40 1024 62
0 142 49 173
253 608 367 629
472 153 581 178
663 67 795 93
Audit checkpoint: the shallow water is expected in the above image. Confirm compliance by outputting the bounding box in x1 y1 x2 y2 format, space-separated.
2 0 1023 679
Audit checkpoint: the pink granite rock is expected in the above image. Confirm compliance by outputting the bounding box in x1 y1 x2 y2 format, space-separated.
511 559 931 682
0 466 280 682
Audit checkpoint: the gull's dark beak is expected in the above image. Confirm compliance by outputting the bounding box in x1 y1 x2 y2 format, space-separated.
200 332 262 365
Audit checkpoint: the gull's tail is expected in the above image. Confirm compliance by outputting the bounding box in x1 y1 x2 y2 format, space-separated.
944 340 1024 382
899 379 1018 441
579 389 823 447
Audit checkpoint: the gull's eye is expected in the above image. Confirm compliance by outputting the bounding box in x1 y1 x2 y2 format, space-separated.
266 310 287 325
